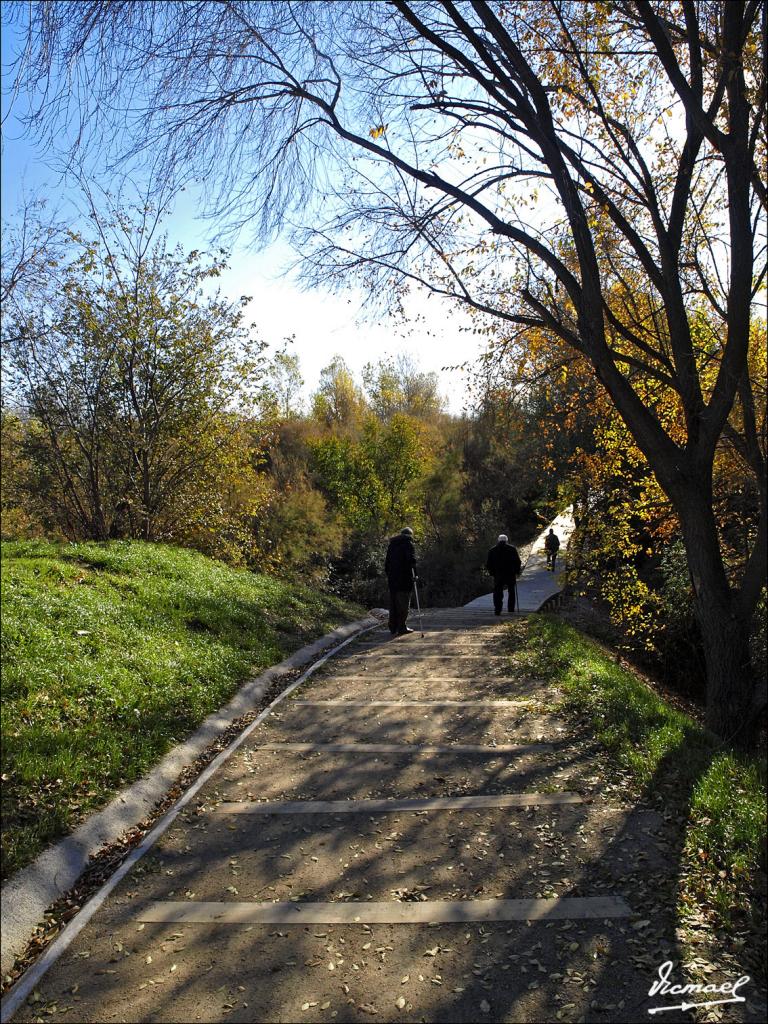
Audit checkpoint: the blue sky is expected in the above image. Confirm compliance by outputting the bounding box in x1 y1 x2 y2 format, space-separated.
1 15 480 413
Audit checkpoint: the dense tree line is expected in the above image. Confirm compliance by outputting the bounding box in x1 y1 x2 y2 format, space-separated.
1 203 557 602
256 351 564 608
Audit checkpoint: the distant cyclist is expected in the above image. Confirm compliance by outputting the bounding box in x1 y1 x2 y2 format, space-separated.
544 528 561 572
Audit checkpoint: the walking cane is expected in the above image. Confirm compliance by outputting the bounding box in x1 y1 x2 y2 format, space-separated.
514 577 519 614
412 570 425 638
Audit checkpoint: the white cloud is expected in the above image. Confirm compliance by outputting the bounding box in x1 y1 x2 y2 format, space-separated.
215 244 482 413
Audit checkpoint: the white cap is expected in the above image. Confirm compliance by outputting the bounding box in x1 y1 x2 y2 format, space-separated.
498 534 508 543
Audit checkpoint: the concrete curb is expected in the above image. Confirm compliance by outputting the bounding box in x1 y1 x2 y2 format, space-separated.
0 613 383 978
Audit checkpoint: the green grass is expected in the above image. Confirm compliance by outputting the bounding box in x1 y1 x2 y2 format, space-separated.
505 615 766 937
0 540 363 879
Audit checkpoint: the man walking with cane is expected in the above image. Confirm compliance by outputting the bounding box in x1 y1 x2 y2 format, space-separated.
486 534 522 616
385 527 417 636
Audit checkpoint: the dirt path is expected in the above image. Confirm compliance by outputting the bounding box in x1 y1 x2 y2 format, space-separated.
5 610 759 1023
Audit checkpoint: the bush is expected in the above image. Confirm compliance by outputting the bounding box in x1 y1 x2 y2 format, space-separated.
652 540 707 696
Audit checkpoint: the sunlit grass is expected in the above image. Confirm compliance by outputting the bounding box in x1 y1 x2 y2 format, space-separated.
506 615 766 938
0 539 362 878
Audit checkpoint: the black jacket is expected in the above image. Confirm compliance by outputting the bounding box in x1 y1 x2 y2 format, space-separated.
385 534 417 590
486 541 521 582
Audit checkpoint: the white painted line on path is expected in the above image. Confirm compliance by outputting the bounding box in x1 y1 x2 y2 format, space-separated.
138 896 631 925
253 742 551 754
337 654 510 660
215 792 583 813
290 700 530 706
320 675 520 682
352 640 508 646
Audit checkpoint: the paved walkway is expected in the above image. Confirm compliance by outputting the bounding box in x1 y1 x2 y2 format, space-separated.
6 607 742 1023
464 510 576 613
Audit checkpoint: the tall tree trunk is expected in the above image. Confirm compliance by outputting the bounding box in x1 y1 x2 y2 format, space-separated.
87 456 109 541
141 449 151 541
678 487 758 748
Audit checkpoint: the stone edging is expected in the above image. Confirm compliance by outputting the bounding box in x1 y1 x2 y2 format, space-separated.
0 613 383 977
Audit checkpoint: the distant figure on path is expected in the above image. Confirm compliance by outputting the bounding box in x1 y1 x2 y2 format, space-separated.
486 534 522 615
544 528 561 571
385 527 417 636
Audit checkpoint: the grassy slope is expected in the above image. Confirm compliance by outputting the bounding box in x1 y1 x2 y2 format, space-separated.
0 540 363 879
506 615 766 967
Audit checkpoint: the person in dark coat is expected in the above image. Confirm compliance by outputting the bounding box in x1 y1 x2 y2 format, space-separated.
486 534 522 615
385 527 417 636
544 528 561 571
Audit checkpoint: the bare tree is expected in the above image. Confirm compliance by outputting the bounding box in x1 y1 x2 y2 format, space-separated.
7 0 767 743
1 198 67 309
